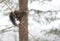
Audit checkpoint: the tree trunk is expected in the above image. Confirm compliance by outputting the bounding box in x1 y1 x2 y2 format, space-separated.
18 0 28 41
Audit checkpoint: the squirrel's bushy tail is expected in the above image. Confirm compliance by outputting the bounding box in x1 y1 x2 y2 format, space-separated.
9 12 17 26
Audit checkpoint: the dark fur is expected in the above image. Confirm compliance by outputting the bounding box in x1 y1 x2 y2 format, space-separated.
9 11 26 26
9 12 17 26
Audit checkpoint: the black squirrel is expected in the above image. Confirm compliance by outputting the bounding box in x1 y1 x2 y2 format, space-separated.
9 10 26 26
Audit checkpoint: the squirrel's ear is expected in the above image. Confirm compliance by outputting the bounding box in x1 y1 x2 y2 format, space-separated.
9 12 17 26
14 10 20 15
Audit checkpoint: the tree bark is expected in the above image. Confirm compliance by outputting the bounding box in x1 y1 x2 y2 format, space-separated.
18 0 28 41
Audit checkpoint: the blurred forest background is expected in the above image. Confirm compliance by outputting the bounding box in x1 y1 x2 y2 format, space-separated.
0 0 60 41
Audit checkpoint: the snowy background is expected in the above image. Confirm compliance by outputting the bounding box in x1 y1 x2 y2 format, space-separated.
0 0 60 41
